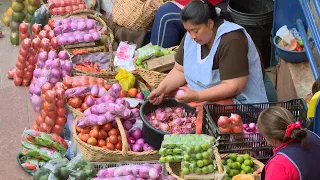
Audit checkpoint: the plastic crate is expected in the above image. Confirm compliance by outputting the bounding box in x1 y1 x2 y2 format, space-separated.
202 99 310 161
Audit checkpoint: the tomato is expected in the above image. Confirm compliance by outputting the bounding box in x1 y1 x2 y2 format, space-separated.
40 110 46 120
20 32 30 41
19 23 29 34
54 82 65 90
109 135 118 145
89 129 99 139
41 83 52 94
68 97 82 108
108 128 120 136
82 128 91 134
57 7 65 15
81 103 89 111
78 3 86 9
32 124 39 131
56 116 66 126
32 24 41 35
87 137 97 146
88 77 97 85
17 55 26 64
97 139 106 147
22 38 31 50
29 48 37 56
120 90 127 98
115 142 122 150
23 71 32 80
48 19 55 28
16 60 26 70
79 133 90 142
71 0 78 5
22 79 30 86
45 90 56 103
72 79 82 87
102 123 112 132
72 5 79 11
96 78 105 86
219 127 232 133
56 99 65 108
38 30 47 39
76 0 82 4
43 25 51 32
52 124 63 134
57 108 66 117
230 113 242 125
98 129 108 139
47 30 55 40
35 116 43 125
26 64 35 73
50 8 58 15
65 6 72 13
14 76 22 86
46 110 56 119
40 123 51 133
28 55 37 65
217 116 231 128
32 38 41 49
15 68 24 78
117 135 122 142
106 142 115 150
19 47 28 57
128 88 138 98
40 38 50 51
44 101 56 112
45 116 55 127
104 84 112 91
79 76 89 85
232 125 244 133
63 76 73 88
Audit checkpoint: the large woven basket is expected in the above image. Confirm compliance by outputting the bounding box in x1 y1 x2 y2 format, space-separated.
134 46 178 89
112 0 162 30
60 9 115 55
165 147 224 180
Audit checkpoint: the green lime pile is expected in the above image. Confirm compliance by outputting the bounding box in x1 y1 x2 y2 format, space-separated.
135 45 176 69
159 134 216 177
222 153 255 180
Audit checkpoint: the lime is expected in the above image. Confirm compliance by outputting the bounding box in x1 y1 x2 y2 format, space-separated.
189 161 197 169
202 166 209 174
208 164 215 173
230 153 237 161
194 145 201 152
136 58 143 65
159 149 166 155
202 159 210 166
243 154 250 160
184 154 191 161
138 64 145 69
197 160 204 168
196 153 202 160
187 147 194 154
202 151 210 159
236 162 241 169
181 167 189 174
207 148 213 155
231 162 239 170
227 159 233 164
243 166 251 174
236 156 244 164
249 160 254 167
166 149 173 154
250 168 254 173
233 170 240 176
243 159 252 166
159 156 166 163
173 148 182 154
209 136 215 143
166 155 174 162
227 162 233 168
162 49 170 56
240 170 246 174
201 142 210 151
222 159 227 165
224 166 230 174
195 168 202 174
241 164 247 170
173 156 181 162
229 169 236 177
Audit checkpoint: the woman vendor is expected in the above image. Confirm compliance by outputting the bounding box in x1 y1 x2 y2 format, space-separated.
149 0 268 107
150 0 225 48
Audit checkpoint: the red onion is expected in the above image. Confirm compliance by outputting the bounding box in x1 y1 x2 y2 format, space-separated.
136 93 144 100
132 144 143 152
62 24 71 33
159 123 169 132
57 36 67 45
151 120 159 127
75 34 84 43
85 96 95 107
115 98 125 105
51 68 61 78
52 59 61 68
33 68 41 78
61 70 70 78
86 19 96 29
58 51 69 60
83 34 93 42
127 137 136 144
124 101 130 108
70 22 78 31
37 61 45 69
176 89 185 96
125 130 130 138
48 50 58 59
130 128 142 140
54 20 61 27
62 61 73 72
89 29 96 34
92 31 100 41
49 77 59 84
143 143 154 151
53 26 62 35
62 18 72 25
67 36 76 44
78 21 86 31
135 138 145 145
112 120 118 128
29 84 35 94
249 123 256 130
38 52 48 62
45 59 53 68
123 120 133 131
156 112 167 122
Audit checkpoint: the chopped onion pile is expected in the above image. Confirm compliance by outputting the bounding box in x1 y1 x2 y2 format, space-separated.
145 107 196 134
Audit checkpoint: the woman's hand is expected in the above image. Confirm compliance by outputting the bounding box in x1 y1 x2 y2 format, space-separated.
148 88 165 105
253 169 262 179
175 86 199 103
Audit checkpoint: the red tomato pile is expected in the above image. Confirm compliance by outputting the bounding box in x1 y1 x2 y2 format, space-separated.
217 113 244 133
49 0 86 15
76 122 123 151
33 82 67 134
63 75 109 89
19 23 30 41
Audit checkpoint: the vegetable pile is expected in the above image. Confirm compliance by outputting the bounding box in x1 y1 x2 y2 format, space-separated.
33 82 67 134
127 128 154 152
54 18 100 45
221 153 255 180
159 134 217 177
94 163 163 180
9 0 28 45
49 0 86 16
145 107 196 134
217 113 244 133
33 153 96 180
75 60 100 72
76 122 123 151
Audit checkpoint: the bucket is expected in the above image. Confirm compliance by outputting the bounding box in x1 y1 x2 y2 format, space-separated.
228 0 274 68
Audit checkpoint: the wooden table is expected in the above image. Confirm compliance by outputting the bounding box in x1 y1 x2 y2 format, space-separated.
276 59 314 103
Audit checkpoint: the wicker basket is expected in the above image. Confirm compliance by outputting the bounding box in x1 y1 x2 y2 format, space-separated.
165 147 224 180
59 9 115 55
112 0 162 30
134 46 179 89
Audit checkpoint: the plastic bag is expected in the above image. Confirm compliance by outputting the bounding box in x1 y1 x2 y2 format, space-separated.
24 129 68 153
115 67 136 91
33 158 70 180
67 153 97 179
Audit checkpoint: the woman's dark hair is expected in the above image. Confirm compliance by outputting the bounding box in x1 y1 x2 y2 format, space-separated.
181 0 232 25
257 106 307 146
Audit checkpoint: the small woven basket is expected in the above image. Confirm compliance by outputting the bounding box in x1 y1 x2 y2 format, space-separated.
112 0 162 30
165 147 224 180
220 153 265 173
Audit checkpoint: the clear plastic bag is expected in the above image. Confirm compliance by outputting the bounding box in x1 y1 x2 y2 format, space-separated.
136 45 172 62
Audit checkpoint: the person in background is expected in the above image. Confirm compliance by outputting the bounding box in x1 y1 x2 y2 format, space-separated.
150 0 225 48
256 106 320 180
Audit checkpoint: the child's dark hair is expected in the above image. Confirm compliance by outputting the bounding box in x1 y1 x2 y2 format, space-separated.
181 0 232 25
257 106 307 145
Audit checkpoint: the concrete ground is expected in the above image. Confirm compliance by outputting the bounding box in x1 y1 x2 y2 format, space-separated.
0 0 36 179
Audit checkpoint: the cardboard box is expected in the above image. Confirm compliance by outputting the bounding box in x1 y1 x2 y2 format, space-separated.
145 54 175 72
